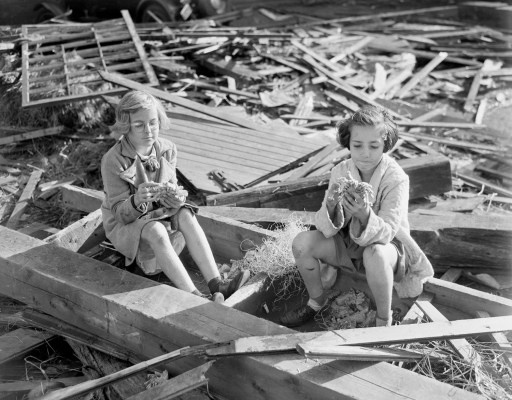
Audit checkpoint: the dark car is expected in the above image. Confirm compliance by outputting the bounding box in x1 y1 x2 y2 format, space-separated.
34 0 231 23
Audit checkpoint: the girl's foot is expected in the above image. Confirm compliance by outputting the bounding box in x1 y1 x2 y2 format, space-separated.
375 311 392 327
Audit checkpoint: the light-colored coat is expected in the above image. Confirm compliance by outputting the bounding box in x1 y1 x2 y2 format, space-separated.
315 153 434 298
100 136 180 265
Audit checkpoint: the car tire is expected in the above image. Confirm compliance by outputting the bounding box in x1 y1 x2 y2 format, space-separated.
140 2 178 22
195 0 232 16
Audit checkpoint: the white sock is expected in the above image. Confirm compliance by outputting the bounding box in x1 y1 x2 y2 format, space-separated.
307 298 323 311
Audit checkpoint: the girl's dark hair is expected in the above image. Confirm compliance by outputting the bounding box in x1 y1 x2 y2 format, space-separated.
335 106 399 152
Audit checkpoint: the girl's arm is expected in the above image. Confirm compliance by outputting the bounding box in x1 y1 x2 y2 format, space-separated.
349 176 409 247
101 154 148 224
314 165 347 237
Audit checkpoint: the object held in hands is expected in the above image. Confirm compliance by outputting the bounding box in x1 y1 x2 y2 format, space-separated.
148 182 188 203
328 171 374 206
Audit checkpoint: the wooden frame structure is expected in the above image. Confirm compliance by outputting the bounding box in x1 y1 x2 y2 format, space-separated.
21 10 157 108
1 210 511 399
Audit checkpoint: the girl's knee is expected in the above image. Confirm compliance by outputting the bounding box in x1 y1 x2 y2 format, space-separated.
292 231 314 259
142 221 169 245
177 207 195 226
363 244 385 269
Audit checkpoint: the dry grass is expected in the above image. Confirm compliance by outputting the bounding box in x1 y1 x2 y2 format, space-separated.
228 216 309 301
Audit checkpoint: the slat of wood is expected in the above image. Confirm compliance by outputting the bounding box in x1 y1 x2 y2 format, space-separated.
0 377 87 393
0 328 54 364
23 88 128 108
177 152 271 175
207 315 512 357
99 72 293 135
395 52 448 99
21 26 30 106
296 344 427 362
172 139 284 170
35 33 132 53
463 69 484 112
170 135 306 166
475 310 512 373
415 300 479 363
401 269 462 325
170 119 313 153
424 278 512 317
29 51 138 78
121 10 158 85
171 120 318 152
0 126 64 144
285 144 344 181
126 362 212 400
6 169 44 229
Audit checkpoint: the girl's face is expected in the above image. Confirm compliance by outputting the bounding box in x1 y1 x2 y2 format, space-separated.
349 125 385 175
128 107 159 152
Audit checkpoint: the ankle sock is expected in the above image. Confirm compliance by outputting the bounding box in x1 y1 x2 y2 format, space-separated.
307 298 324 311
208 277 221 294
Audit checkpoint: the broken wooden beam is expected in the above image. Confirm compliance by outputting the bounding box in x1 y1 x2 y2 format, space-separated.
126 362 213 400
0 224 479 400
99 72 280 135
296 344 428 362
0 328 54 364
0 126 64 146
206 153 452 208
61 184 104 213
5 169 43 229
410 211 512 271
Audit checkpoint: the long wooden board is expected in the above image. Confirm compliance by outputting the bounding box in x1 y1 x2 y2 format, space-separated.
206 153 452 207
0 216 481 400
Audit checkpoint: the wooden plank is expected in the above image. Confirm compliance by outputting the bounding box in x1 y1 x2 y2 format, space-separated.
296 344 428 362
415 300 479 362
207 153 452 207
61 185 104 212
464 69 484 112
410 211 512 271
121 10 159 86
206 315 512 357
0 328 54 364
424 278 512 317
5 169 43 229
475 310 512 373
401 269 462 325
38 346 211 400
99 71 286 135
395 52 448 99
126 362 212 400
0 224 480 400
0 126 64 145
44 209 104 253
0 377 87 393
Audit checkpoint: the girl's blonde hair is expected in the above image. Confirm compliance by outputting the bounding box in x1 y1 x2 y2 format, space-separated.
111 90 171 138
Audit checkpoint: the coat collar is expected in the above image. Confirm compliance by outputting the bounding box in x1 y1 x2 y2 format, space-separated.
347 154 391 205
118 137 176 187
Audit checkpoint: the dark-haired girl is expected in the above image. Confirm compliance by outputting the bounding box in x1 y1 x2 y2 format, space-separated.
281 106 434 327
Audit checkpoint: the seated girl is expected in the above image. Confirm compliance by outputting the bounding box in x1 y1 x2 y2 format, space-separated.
280 106 434 327
100 90 249 302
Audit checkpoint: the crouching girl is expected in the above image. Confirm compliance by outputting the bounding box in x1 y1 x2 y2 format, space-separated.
280 106 434 327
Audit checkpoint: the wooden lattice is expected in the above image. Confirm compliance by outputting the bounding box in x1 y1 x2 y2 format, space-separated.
21 10 158 108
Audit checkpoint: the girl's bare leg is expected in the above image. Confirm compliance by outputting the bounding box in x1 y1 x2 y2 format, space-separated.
141 221 196 291
292 230 340 301
362 243 398 325
176 208 219 282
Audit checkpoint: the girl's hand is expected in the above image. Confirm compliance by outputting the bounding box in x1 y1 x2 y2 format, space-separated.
159 191 185 209
134 182 159 206
326 181 344 208
342 190 370 224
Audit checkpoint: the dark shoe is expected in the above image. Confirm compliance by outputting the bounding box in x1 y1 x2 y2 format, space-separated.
218 270 250 299
280 304 317 327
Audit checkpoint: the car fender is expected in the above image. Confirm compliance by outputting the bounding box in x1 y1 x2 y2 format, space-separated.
136 0 180 19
